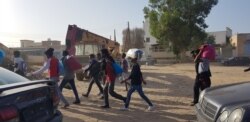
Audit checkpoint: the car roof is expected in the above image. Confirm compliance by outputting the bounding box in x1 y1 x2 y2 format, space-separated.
0 67 30 85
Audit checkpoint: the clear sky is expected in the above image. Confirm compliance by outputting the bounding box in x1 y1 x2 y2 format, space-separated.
0 0 250 47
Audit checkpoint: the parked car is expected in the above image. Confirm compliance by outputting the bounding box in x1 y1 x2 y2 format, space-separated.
221 57 250 66
0 67 62 122
195 81 250 122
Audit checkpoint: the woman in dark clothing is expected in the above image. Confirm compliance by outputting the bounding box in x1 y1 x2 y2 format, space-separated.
100 48 127 108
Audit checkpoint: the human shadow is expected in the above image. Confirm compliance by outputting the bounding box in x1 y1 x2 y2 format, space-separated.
60 66 197 122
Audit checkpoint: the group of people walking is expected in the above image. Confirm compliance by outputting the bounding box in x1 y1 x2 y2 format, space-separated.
16 47 154 111
12 42 217 110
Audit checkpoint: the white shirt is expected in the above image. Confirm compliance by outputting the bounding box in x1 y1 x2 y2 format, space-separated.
13 57 24 72
32 58 51 75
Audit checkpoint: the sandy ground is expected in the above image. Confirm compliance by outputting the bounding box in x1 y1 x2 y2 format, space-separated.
59 63 250 122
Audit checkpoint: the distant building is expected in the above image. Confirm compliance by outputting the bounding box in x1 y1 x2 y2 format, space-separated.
207 27 232 45
20 40 42 48
230 33 250 57
143 18 237 62
12 38 65 64
207 27 233 60
143 19 175 63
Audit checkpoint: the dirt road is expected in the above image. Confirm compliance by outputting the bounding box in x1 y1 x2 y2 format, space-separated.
59 63 250 122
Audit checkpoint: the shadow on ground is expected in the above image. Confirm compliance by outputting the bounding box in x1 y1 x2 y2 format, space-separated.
61 65 197 122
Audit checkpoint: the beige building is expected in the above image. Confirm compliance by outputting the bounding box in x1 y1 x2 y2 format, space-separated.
20 40 42 48
207 27 232 45
230 33 250 57
12 39 65 64
143 19 175 63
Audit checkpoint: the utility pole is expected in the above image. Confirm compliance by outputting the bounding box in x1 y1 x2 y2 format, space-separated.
114 29 116 42
125 21 131 52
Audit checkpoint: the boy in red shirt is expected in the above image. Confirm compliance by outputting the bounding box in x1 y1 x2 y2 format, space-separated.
100 49 127 108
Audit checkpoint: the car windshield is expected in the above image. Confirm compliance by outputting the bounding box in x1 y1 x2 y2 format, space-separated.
0 67 30 86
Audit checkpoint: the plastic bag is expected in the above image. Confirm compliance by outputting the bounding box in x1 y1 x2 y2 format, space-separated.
126 48 143 59
201 44 215 61
66 56 82 71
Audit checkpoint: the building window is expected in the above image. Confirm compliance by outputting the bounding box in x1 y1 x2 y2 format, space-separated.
146 37 150 43
151 45 166 52
75 44 84 55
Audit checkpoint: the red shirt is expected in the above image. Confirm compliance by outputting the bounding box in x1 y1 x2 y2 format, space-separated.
49 57 59 78
105 61 116 83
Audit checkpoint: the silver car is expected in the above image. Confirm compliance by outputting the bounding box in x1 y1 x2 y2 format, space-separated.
195 82 250 122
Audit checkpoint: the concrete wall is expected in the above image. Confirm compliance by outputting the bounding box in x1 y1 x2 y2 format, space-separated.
230 33 250 57
27 55 45 64
207 27 232 45
220 47 233 59
151 51 175 59
42 40 61 47
208 31 227 44
143 19 158 57
20 40 35 48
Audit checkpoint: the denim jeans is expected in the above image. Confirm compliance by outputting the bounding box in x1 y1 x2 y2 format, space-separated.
125 85 153 108
50 77 69 105
59 78 80 102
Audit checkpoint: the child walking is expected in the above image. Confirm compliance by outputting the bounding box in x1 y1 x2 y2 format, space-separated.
120 57 154 111
120 53 130 91
82 54 103 98
100 49 127 108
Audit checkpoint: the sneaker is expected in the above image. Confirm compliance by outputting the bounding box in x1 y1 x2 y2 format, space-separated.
147 106 155 111
73 100 81 104
99 96 104 99
97 92 103 96
82 94 88 97
62 104 70 109
100 105 110 109
120 107 129 111
190 102 197 106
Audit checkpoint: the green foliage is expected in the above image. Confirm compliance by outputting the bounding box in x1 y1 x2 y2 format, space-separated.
206 35 216 44
144 0 218 56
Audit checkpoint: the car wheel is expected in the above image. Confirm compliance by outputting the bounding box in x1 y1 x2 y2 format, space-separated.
76 72 84 81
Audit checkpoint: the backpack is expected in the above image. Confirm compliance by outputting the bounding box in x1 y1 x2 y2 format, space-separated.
112 62 123 75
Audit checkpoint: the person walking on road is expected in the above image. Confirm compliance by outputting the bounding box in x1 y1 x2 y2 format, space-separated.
59 50 80 104
28 48 70 108
120 53 130 91
100 48 127 108
13 50 26 76
82 54 104 98
120 57 154 111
